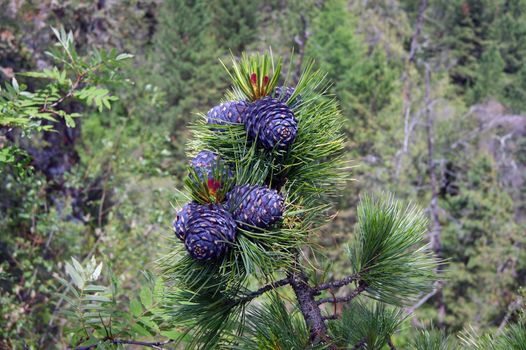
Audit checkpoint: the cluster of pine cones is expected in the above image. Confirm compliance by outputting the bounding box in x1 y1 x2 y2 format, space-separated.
173 86 299 261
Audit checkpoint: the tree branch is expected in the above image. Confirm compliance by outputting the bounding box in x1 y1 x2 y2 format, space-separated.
387 337 397 350
317 284 366 305
314 273 360 292
350 337 367 350
239 278 290 303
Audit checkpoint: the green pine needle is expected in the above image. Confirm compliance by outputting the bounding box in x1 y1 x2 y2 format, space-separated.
349 194 439 306
329 301 405 350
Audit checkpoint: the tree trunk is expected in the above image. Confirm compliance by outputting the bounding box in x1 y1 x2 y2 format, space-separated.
288 270 329 344
424 64 446 327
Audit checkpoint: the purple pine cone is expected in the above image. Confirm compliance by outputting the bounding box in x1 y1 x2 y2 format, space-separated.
226 185 284 230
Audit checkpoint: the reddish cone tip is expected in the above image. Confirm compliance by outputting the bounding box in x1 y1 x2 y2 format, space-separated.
263 75 269 87
208 178 221 197
250 73 257 86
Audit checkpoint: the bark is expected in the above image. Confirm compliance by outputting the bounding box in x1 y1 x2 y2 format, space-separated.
288 270 329 344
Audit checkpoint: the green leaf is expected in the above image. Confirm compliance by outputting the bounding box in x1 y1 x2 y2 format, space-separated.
160 329 183 339
116 53 134 61
65 262 84 289
140 287 153 309
64 114 76 128
84 295 112 303
131 322 152 337
84 285 107 293
130 299 142 318
139 317 160 333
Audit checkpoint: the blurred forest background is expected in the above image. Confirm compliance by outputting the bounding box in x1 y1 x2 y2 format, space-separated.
1 0 525 348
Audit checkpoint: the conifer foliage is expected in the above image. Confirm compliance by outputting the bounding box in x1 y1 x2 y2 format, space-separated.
157 52 439 349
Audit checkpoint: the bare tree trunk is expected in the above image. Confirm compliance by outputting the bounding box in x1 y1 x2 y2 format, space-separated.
394 0 429 178
294 14 309 83
424 64 446 328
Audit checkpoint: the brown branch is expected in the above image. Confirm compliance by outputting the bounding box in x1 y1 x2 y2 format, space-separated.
288 270 337 349
39 72 86 113
317 284 366 305
314 273 360 292
405 280 444 315
387 337 397 350
350 337 367 350
239 278 290 303
322 314 338 321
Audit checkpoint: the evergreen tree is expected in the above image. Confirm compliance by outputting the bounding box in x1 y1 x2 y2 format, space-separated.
210 0 261 54
468 44 505 104
305 0 397 156
152 0 225 131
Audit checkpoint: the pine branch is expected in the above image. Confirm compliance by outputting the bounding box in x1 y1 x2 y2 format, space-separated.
322 314 338 321
314 273 360 292
287 270 338 349
239 278 290 303
387 337 397 350
75 338 175 350
350 337 367 350
316 283 366 305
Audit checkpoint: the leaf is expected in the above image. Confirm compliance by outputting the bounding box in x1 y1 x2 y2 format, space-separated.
65 262 84 289
131 323 152 337
11 78 19 92
84 295 112 303
71 257 84 274
139 288 153 309
91 262 103 281
84 285 107 293
130 299 142 318
116 53 134 61
64 114 76 128
139 317 160 333
160 330 183 339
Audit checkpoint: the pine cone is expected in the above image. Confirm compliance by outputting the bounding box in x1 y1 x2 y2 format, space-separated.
272 86 302 108
184 204 237 260
226 185 284 230
191 150 232 184
172 202 199 241
246 97 298 150
207 101 248 125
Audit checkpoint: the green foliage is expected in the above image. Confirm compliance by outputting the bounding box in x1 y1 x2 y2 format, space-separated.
410 328 458 350
329 301 405 350
1 27 130 130
459 322 526 350
223 51 282 101
305 0 398 154
57 257 175 348
232 293 325 350
349 194 438 306
468 44 505 104
0 26 131 176
440 154 525 330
